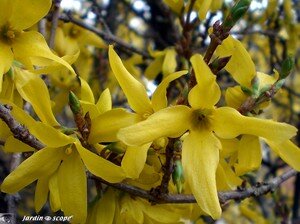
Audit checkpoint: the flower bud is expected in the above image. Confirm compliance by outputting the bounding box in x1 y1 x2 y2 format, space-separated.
223 0 252 29
280 56 294 79
69 91 81 114
172 159 185 193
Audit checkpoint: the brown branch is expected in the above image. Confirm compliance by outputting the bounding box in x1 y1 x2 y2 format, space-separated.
1 103 297 207
0 104 44 150
58 12 152 58
151 139 176 197
93 168 298 204
48 0 62 49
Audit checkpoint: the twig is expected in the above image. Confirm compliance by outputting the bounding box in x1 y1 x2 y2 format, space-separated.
1 103 298 207
93 168 297 204
151 139 175 197
49 0 62 49
292 173 300 220
58 12 152 58
6 153 22 220
0 104 44 150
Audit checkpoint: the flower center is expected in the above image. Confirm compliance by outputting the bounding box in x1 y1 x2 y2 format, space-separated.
191 109 213 131
70 27 80 38
1 24 19 44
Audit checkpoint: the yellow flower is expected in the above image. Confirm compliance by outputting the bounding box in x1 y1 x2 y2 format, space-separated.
109 45 187 179
117 54 297 219
0 83 142 223
145 47 178 80
0 0 76 92
215 35 300 174
87 188 190 224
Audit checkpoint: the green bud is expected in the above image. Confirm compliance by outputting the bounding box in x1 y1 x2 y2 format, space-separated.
69 91 81 114
280 56 294 79
241 86 252 95
105 142 126 154
6 68 14 78
172 160 184 193
251 76 260 98
223 0 252 29
274 79 285 91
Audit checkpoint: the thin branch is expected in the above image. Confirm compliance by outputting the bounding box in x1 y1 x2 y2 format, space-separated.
0 104 44 150
58 12 152 58
94 169 297 205
49 0 62 49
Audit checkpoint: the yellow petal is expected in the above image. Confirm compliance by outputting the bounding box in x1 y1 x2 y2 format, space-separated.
4 136 34 153
210 0 223 12
121 143 151 179
0 42 13 92
35 177 49 213
0 74 14 101
195 0 213 20
80 78 94 103
96 188 116 224
265 139 300 171
225 86 248 109
49 172 61 212
9 0 51 30
118 105 191 146
140 200 182 222
212 107 297 144
163 0 184 14
78 28 107 49
76 142 126 183
162 48 177 76
189 54 221 109
30 122 75 148
5 102 37 129
89 108 139 144
1 147 63 193
80 101 99 120
182 130 221 219
121 195 144 223
215 35 256 87
96 88 112 114
217 160 242 190
16 74 59 126
235 135 262 176
13 31 76 75
0 0 12 27
108 45 152 114
58 150 87 224
219 138 239 158
152 70 187 111
145 57 164 80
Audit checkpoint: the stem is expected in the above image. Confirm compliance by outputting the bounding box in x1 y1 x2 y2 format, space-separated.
0 104 44 150
92 168 298 204
48 0 62 49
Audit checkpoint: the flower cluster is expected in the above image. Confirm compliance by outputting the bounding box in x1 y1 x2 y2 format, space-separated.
0 0 299 223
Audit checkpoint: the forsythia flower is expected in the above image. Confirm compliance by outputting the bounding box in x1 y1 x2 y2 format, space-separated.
0 82 139 223
87 188 193 224
0 0 75 91
216 35 300 174
117 54 297 219
109 45 187 179
145 47 178 80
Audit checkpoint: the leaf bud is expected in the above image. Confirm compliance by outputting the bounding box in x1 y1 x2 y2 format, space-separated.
280 56 294 79
69 91 81 115
172 159 185 193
